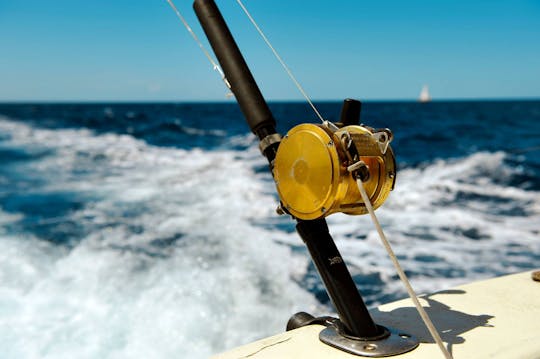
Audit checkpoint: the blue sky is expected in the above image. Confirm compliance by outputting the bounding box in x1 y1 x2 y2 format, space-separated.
1 0 539 101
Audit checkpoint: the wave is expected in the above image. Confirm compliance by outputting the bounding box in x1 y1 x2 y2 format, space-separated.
1 116 539 357
326 151 540 304
0 117 317 358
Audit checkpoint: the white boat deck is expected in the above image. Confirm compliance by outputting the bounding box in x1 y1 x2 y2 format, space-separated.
213 270 540 358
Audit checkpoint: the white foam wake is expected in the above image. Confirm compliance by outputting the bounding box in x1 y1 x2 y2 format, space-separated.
328 151 540 303
1 117 539 357
0 118 317 358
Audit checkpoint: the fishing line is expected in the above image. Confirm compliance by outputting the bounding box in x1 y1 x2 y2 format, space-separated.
235 0 326 125
166 0 232 91
355 178 454 359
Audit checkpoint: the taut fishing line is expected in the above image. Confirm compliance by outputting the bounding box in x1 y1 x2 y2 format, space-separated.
165 0 231 91
235 0 326 125
356 178 453 359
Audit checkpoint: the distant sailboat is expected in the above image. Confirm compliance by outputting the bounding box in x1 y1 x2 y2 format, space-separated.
419 85 431 103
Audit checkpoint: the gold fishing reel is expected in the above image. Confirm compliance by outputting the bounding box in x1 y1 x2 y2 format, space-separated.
273 123 396 220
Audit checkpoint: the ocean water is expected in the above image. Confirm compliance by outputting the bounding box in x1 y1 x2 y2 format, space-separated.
0 100 539 358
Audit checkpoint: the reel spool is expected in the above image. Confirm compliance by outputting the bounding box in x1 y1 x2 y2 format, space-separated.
273 123 396 220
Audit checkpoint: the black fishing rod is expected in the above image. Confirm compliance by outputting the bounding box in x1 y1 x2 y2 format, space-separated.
192 0 378 338
191 1 424 357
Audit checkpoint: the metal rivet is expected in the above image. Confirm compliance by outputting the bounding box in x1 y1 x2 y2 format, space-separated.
363 344 377 351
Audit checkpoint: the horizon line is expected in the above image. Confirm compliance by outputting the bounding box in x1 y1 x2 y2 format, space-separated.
1 96 539 105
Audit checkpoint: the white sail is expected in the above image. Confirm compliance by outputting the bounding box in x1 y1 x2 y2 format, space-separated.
419 85 431 102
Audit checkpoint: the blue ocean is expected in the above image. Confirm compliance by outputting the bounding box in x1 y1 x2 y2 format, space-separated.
0 100 539 358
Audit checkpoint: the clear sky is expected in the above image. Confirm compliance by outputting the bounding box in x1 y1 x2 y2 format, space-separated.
1 0 539 102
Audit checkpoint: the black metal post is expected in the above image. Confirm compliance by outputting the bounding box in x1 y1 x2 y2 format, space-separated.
339 98 362 126
192 0 380 339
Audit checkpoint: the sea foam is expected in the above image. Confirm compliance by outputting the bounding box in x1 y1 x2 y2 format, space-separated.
1 116 539 358
0 118 317 358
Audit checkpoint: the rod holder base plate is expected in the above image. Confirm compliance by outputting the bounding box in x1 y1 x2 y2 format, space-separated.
319 325 419 357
